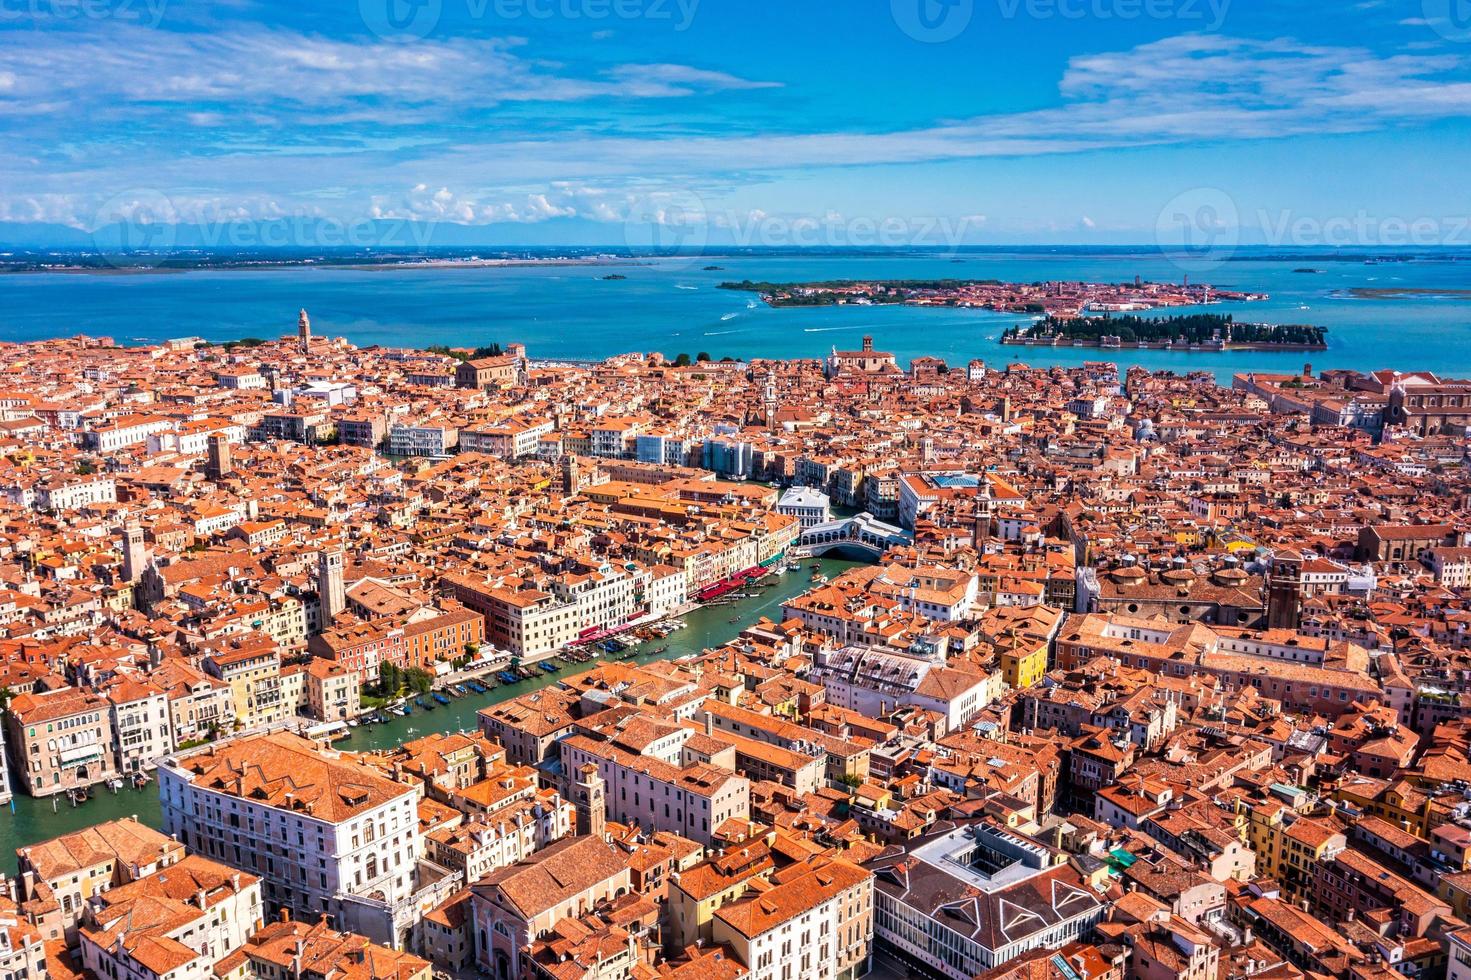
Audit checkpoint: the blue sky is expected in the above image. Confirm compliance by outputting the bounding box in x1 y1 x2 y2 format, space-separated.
2 0 1470 247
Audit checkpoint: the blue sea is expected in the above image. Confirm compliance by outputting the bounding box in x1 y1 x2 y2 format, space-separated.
3 251 1469 380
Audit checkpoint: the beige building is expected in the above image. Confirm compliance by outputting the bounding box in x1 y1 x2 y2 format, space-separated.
240 915 432 980
478 687 580 766
0 895 47 980
559 732 750 845
14 816 185 942
471 835 632 980
77 855 265 980
711 856 873 980
151 659 236 744
666 842 777 951
103 677 173 775
158 732 423 945
202 634 289 729
305 658 360 720
6 686 119 797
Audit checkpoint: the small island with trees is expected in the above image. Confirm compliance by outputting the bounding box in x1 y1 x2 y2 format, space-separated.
1001 313 1326 351
424 343 504 361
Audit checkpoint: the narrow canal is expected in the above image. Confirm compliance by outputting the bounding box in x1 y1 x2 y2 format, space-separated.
0 556 859 872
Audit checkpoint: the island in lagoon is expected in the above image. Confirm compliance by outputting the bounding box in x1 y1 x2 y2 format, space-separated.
1348 286 1471 299
1001 313 1328 352
719 276 1268 317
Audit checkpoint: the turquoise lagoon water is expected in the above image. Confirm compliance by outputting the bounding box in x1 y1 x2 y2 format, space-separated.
1 251 1469 380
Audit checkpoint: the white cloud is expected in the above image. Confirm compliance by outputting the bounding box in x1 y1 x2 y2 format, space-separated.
3 30 1470 230
0 26 776 116
606 63 781 97
367 182 632 225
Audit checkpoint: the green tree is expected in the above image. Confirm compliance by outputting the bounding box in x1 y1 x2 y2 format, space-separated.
673 353 692 367
425 343 503 362
377 662 403 697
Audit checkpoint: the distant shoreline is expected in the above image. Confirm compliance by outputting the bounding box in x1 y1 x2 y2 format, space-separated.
0 256 643 275
1347 286 1471 300
5 246 1471 276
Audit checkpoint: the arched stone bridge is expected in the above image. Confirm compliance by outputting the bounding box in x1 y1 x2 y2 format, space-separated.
799 512 910 561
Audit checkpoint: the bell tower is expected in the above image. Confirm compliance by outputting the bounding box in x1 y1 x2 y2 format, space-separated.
1266 550 1305 630
972 479 993 553
561 454 581 497
206 432 232 481
122 524 147 584
318 548 345 625
573 763 605 838
298 308 311 354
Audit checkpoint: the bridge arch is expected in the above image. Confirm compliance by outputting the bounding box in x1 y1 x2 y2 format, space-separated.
797 511 909 562
805 539 887 560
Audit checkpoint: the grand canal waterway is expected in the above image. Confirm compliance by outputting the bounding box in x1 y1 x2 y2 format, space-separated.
0 556 860 872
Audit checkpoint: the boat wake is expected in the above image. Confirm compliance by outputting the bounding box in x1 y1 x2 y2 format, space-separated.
720 312 738 321
703 328 744 336
675 284 697 290
802 326 849 333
